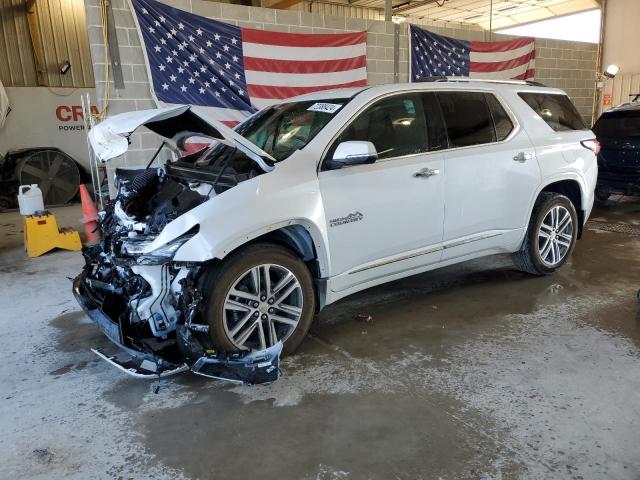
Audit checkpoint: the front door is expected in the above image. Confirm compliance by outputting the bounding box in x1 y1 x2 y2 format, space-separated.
318 92 446 292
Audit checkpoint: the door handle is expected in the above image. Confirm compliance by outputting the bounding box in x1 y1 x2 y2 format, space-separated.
413 167 440 178
513 152 534 162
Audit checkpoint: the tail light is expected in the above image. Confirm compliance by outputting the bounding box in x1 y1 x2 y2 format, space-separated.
580 139 601 155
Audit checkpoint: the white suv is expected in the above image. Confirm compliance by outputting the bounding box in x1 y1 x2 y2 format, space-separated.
75 79 598 373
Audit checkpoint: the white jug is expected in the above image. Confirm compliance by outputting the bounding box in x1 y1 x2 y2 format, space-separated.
17 184 45 216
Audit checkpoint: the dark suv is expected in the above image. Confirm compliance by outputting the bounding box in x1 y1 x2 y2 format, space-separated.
593 102 640 200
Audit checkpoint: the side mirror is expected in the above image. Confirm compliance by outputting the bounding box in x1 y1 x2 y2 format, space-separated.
325 141 378 170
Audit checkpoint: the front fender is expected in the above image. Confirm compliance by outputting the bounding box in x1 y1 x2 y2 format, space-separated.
179 218 331 276
168 158 331 276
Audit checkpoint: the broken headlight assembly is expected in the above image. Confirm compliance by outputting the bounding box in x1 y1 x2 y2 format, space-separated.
122 230 196 264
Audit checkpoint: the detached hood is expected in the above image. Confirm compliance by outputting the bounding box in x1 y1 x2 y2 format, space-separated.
88 105 275 172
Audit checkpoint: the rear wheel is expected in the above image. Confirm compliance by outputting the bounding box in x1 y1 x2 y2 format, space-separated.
513 192 578 275
202 243 315 355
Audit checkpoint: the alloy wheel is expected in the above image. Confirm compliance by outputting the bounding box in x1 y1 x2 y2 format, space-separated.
222 264 304 351
537 205 574 267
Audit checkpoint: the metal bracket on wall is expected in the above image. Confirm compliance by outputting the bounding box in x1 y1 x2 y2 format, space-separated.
394 23 400 83
106 0 125 90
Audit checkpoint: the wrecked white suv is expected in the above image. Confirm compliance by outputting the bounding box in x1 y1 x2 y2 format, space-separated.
74 79 598 380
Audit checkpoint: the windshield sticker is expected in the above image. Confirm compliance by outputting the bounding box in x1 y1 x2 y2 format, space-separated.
307 103 343 114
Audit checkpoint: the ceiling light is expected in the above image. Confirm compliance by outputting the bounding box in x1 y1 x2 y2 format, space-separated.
59 60 71 75
603 64 619 78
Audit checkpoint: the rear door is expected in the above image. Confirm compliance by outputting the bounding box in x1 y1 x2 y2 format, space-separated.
436 91 540 259
318 92 446 291
516 92 598 216
517 92 594 164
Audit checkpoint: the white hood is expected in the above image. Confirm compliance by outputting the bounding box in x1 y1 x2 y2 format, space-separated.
88 105 275 172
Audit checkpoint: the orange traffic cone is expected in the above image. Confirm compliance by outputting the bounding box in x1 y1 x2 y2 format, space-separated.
79 184 100 243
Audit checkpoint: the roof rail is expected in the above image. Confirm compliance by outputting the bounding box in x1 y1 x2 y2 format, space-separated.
414 76 546 87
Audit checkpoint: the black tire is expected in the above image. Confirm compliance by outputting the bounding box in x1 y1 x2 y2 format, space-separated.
201 243 316 356
595 188 610 203
512 192 578 275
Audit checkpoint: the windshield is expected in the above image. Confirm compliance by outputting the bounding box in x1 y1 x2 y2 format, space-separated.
593 111 640 140
236 99 347 161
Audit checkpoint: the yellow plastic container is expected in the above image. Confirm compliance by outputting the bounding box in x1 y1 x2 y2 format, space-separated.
23 213 82 257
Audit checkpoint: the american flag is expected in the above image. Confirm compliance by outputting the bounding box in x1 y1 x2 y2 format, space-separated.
410 25 535 82
131 0 367 127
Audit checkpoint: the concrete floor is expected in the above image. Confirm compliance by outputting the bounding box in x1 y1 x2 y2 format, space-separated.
1 200 639 480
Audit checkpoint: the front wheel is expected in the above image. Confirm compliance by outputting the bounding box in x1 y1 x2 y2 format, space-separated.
202 243 316 355
513 192 578 275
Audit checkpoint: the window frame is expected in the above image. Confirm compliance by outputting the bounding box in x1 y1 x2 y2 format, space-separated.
321 91 431 167
485 92 516 142
319 88 520 171
437 91 517 149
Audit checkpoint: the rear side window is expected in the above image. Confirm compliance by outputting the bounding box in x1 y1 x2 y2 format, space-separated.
486 94 514 141
593 111 640 139
437 92 495 147
518 92 586 132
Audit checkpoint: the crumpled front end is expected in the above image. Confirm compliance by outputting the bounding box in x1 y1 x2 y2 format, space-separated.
72 165 281 384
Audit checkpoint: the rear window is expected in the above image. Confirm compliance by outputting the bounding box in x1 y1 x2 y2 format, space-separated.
518 92 586 132
593 111 640 139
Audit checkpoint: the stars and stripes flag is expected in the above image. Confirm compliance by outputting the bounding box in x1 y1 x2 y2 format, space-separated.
410 25 535 82
130 0 367 127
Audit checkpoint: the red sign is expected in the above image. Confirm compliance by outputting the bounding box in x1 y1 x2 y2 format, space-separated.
603 94 612 107
55 105 99 122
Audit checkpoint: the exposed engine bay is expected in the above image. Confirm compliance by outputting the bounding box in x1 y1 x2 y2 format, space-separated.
73 106 282 384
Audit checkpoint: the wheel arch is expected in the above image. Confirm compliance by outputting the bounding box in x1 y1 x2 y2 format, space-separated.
211 220 330 278
539 178 585 238
209 221 330 312
244 224 321 272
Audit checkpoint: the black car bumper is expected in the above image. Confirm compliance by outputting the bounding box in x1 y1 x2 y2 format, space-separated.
72 271 282 383
597 170 640 196
72 272 176 365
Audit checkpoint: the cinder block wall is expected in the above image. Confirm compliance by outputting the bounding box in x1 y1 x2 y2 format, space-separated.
84 0 598 170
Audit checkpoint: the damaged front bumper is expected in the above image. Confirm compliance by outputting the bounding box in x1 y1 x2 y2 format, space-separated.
73 271 282 384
